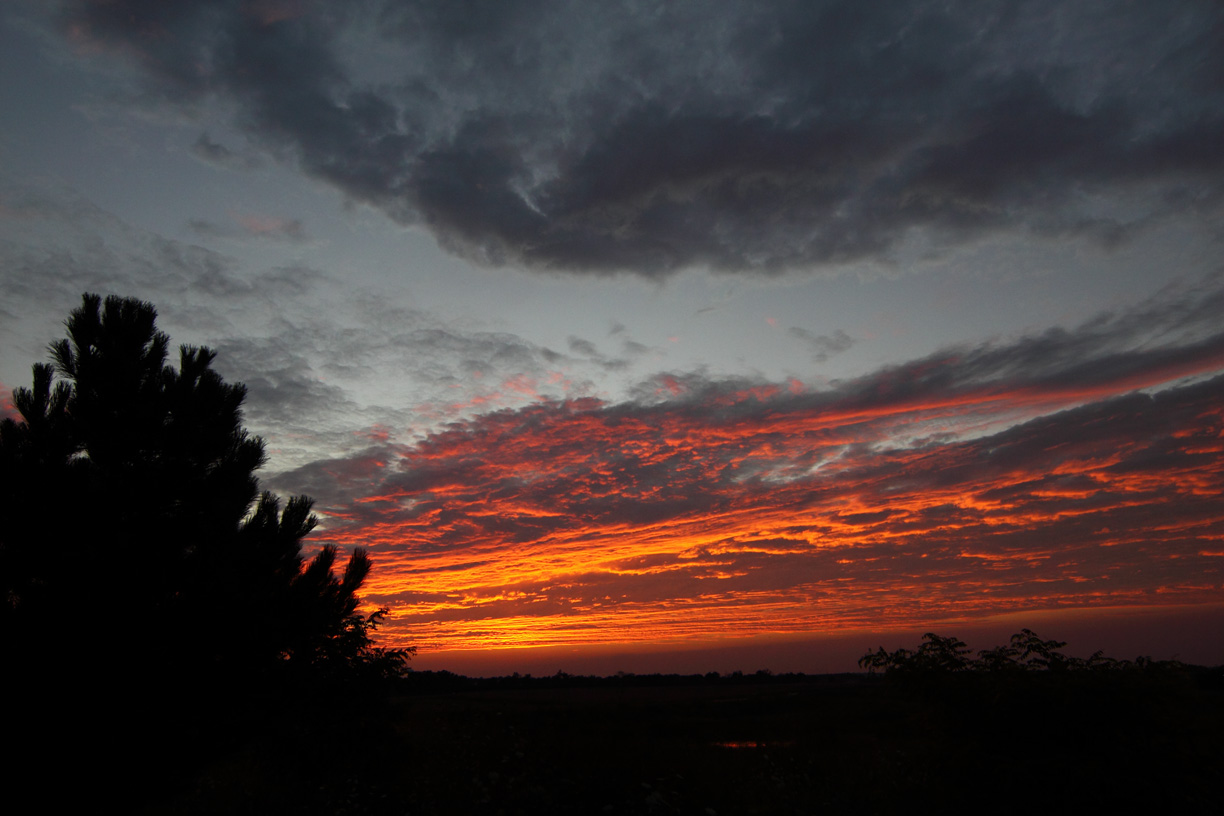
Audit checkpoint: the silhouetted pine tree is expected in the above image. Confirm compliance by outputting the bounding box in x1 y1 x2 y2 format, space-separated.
1 293 408 688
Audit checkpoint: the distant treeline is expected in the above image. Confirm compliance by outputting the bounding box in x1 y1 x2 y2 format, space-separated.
400 630 1223 694
859 629 1211 676
399 667 871 693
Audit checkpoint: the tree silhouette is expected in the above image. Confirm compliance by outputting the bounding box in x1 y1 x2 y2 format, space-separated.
858 632 973 675
1 293 409 686
859 629 1173 676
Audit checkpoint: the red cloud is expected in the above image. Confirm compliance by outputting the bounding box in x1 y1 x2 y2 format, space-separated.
316 338 1224 657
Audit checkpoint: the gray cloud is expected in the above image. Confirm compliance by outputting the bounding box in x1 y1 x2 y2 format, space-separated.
0 181 250 320
189 132 262 171
567 336 597 357
788 327 855 362
566 333 632 370
187 219 231 240
0 180 329 324
51 0 1224 277
189 213 310 242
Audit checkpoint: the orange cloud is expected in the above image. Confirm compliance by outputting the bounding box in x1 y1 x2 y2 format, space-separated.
311 336 1224 661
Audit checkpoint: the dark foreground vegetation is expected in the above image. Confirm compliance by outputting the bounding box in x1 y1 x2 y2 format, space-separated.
140 637 1221 815
2 295 408 807
2 294 409 682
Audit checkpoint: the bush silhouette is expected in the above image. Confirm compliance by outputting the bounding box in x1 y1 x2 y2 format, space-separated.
1 293 410 687
859 629 1177 676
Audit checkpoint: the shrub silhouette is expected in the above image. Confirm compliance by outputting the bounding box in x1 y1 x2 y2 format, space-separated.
1 293 410 686
859 629 1177 676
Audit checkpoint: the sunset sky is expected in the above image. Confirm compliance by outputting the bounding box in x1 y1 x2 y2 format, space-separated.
2 0 1222 674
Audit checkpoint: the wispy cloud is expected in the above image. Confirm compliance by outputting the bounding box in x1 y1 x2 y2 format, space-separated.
190 212 309 242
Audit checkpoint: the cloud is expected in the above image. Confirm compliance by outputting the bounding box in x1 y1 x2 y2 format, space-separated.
788 327 855 362
339 369 1224 652
189 212 309 242
0 180 259 330
290 282 1224 652
48 0 1224 277
236 214 306 241
0 180 663 487
189 133 262 171
0 180 335 326
187 288 657 486
564 334 633 371
567 336 597 357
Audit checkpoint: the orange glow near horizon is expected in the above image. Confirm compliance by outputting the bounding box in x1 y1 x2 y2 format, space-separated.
316 357 1224 662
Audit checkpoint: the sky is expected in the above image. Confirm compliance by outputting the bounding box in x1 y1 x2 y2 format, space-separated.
1 0 1222 674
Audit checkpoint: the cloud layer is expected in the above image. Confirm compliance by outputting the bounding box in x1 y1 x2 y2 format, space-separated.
56 0 1224 276
292 282 1224 653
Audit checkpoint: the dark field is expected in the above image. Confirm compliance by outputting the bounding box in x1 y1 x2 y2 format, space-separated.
142 668 1223 815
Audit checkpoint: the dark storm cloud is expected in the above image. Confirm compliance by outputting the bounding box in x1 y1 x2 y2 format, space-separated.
54 0 1224 277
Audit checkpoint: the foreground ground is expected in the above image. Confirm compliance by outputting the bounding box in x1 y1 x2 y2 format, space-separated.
133 665 1224 815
